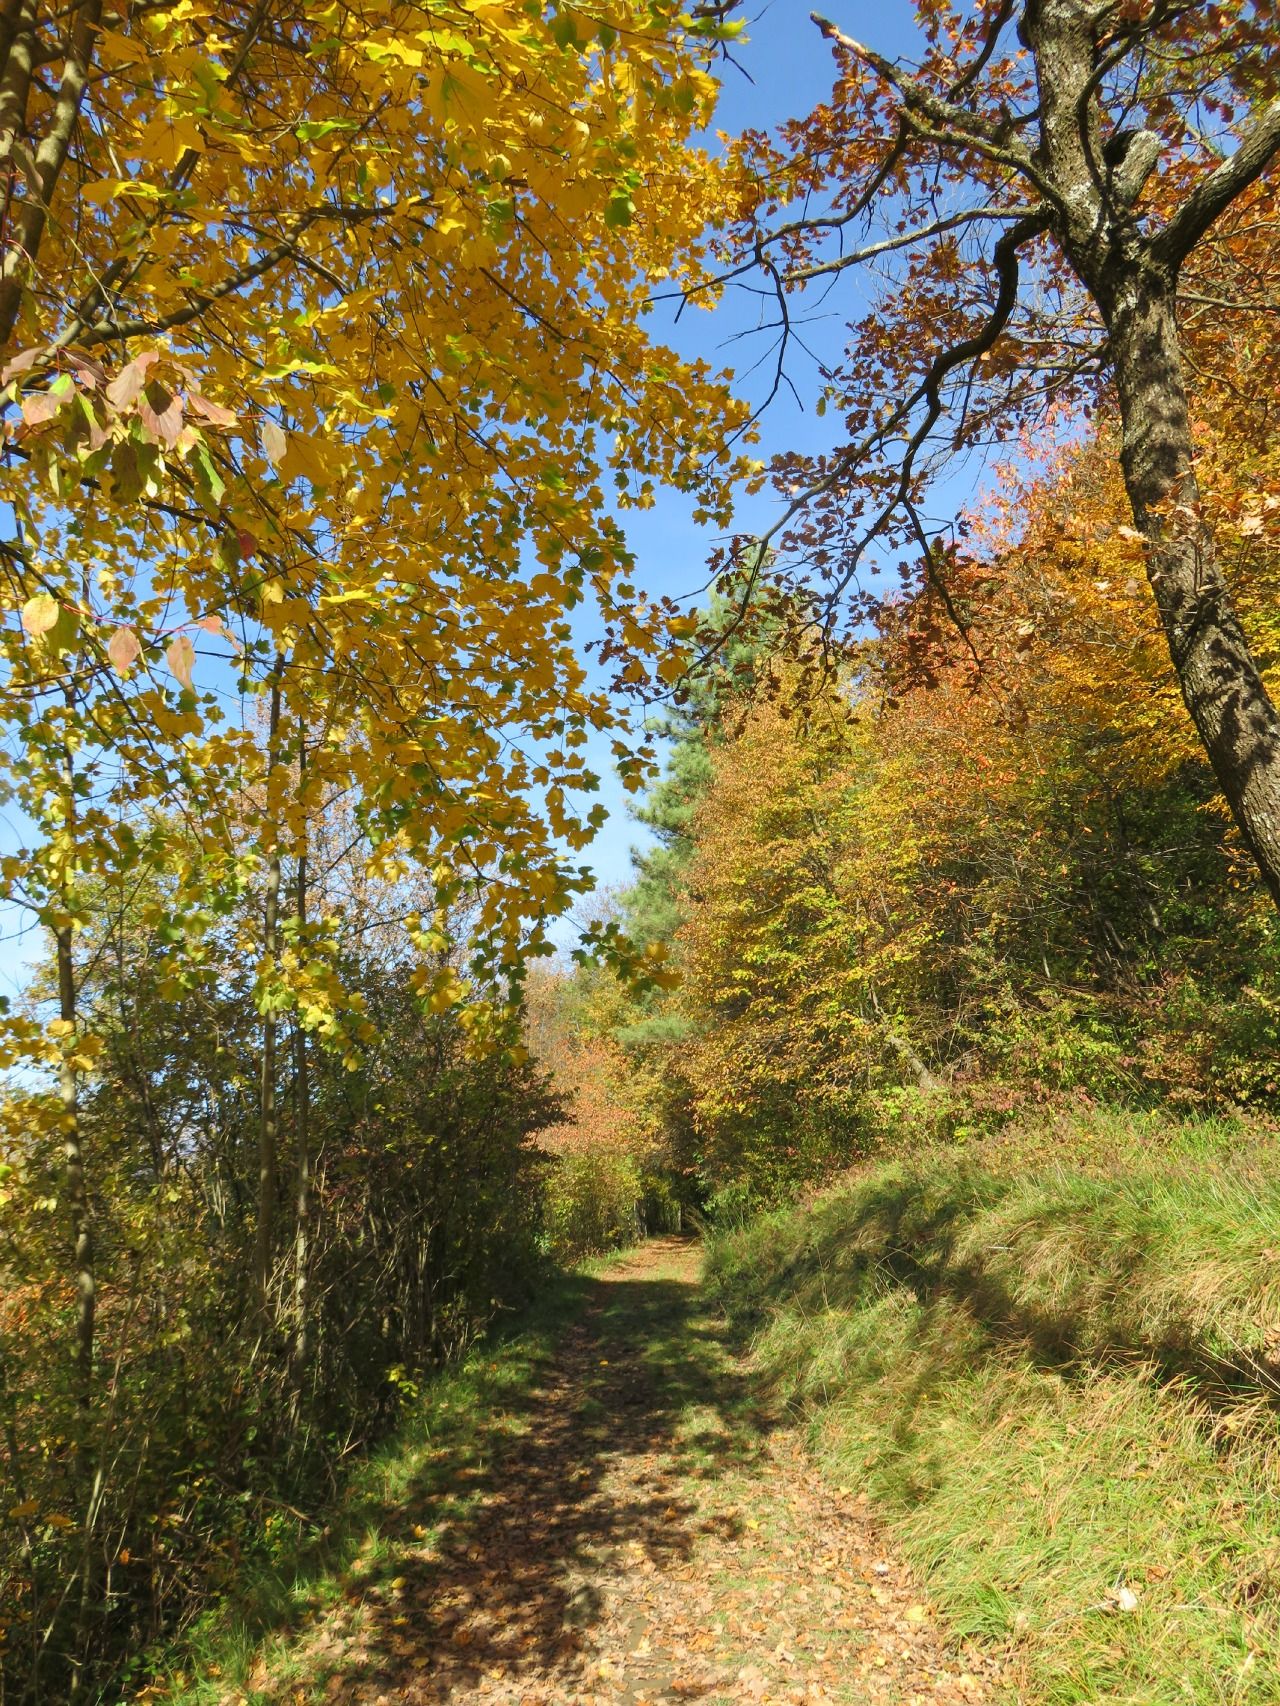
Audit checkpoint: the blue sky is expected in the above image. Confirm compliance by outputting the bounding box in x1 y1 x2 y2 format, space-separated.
558 0 961 927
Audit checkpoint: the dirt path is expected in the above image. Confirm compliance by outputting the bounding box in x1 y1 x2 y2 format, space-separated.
271 1239 1002 1706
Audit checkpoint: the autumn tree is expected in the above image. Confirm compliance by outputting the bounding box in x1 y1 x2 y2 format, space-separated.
0 0 750 977
714 0 1280 904
0 797 563 1699
0 6 753 1691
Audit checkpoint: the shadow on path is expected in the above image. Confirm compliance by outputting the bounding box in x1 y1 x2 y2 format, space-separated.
312 1239 771 1703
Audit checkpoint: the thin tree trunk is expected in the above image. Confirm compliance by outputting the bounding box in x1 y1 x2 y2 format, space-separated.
55 701 96 1698
254 670 284 1320
290 726 311 1401
56 925 93 1446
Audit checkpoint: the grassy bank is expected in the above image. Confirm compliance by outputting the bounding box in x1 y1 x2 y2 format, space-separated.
708 1114 1280 1704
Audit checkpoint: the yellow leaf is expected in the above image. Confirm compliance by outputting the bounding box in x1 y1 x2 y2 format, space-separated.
261 419 287 465
21 594 58 636
82 178 164 205
279 431 338 488
94 28 150 65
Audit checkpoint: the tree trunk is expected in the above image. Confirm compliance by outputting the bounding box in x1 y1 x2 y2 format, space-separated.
55 689 97 1696
254 673 284 1320
1106 267 1280 907
0 0 104 347
56 925 93 1461
290 727 311 1401
58 920 99 1700
1022 0 1280 908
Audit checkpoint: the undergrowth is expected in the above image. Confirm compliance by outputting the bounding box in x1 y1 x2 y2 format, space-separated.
709 1112 1280 1705
136 1269 596 1705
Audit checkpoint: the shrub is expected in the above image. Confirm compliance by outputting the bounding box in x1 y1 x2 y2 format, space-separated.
542 1147 644 1263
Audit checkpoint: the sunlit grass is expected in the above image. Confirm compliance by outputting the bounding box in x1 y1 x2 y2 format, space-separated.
709 1113 1280 1703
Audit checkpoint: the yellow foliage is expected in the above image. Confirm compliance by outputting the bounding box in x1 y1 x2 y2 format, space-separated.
0 0 752 1056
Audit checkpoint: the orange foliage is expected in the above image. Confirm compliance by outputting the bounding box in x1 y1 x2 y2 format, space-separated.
522 967 641 1159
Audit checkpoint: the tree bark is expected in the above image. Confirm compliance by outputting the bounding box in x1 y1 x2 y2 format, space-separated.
0 0 104 347
1022 0 1280 906
254 672 284 1320
1105 271 1280 907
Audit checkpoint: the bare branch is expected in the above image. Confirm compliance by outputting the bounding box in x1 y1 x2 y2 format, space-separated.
903 493 983 673
741 211 1047 587
784 203 1043 283
810 8 1046 193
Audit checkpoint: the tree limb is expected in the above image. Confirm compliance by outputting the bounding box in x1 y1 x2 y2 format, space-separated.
1155 97 1280 271
811 11 1016 147
785 203 1043 283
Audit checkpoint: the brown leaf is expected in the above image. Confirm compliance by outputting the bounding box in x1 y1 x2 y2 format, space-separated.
1 347 41 386
166 633 195 692
105 350 159 410
21 389 65 427
187 391 237 427
106 625 142 674
139 383 184 447
64 350 107 389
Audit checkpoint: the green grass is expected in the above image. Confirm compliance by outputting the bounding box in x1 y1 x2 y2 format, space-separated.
708 1114 1280 1704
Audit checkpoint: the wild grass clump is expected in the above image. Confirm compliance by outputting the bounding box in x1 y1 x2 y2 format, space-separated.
709 1114 1280 1703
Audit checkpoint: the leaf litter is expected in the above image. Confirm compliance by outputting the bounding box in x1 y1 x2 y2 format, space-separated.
238 1240 1002 1706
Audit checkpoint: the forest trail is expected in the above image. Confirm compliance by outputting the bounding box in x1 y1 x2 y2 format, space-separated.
259 1239 1002 1706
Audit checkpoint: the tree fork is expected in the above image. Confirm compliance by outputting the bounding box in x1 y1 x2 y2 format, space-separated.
792 0 1280 913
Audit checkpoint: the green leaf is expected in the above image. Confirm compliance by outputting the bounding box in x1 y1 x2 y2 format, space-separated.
604 191 634 230
687 15 746 39
192 443 226 509
550 12 579 47
295 119 358 141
